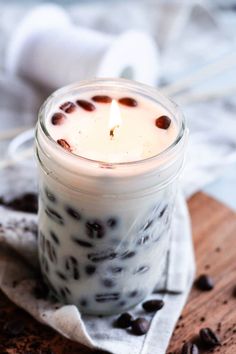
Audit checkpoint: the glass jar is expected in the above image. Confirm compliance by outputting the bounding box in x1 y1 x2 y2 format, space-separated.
35 78 187 315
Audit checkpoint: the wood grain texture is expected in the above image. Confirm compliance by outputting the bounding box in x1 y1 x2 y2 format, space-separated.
0 192 235 353
167 192 236 354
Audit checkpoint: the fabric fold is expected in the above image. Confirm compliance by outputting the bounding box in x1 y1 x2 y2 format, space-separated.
0 193 195 354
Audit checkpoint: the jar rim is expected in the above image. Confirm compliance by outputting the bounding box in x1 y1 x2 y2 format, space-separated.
37 78 186 170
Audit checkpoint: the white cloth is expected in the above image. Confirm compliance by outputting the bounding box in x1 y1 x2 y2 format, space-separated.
0 193 194 354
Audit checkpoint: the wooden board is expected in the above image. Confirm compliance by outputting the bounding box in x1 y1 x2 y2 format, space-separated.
0 192 235 353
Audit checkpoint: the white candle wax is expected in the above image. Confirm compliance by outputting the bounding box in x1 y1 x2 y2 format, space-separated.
45 92 178 163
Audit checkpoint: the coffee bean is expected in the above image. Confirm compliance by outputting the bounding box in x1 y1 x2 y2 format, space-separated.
50 230 60 245
39 231 46 251
86 221 105 239
72 237 93 248
85 264 96 275
57 139 72 152
45 188 56 203
1 192 38 213
41 256 49 273
110 266 123 274
137 235 149 246
120 251 136 259
118 97 138 107
80 298 88 307
134 265 150 274
45 207 64 225
60 101 76 113
129 290 138 298
195 274 214 291
76 99 96 111
232 286 236 297
51 112 66 125
155 115 171 129
181 342 199 354
115 313 133 328
60 288 67 299
142 299 164 312
143 220 153 230
131 318 149 335
65 256 80 280
92 95 112 103
95 293 120 303
199 327 221 348
102 278 115 288
3 319 25 337
107 218 118 228
46 240 57 263
65 206 81 220
88 251 117 262
159 205 167 217
56 271 67 281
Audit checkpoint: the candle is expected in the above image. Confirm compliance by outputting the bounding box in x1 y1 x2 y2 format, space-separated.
45 92 178 163
36 79 187 315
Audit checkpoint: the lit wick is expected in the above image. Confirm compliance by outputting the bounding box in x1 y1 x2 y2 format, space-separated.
110 127 115 138
109 99 122 139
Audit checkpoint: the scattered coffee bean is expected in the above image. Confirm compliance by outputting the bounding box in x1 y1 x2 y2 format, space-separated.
92 95 112 103
232 286 236 297
76 99 96 111
115 313 133 328
199 327 221 348
181 342 199 354
3 319 25 337
57 139 72 152
195 274 214 291
0 193 38 213
118 97 138 107
51 112 66 125
65 206 81 220
155 115 171 129
142 299 164 312
131 318 149 335
60 101 76 113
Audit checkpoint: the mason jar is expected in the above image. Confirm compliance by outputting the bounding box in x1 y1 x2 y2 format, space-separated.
35 79 187 315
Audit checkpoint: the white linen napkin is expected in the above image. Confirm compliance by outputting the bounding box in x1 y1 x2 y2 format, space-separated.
0 191 194 354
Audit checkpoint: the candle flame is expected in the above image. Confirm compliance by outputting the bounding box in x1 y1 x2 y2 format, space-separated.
109 99 122 138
